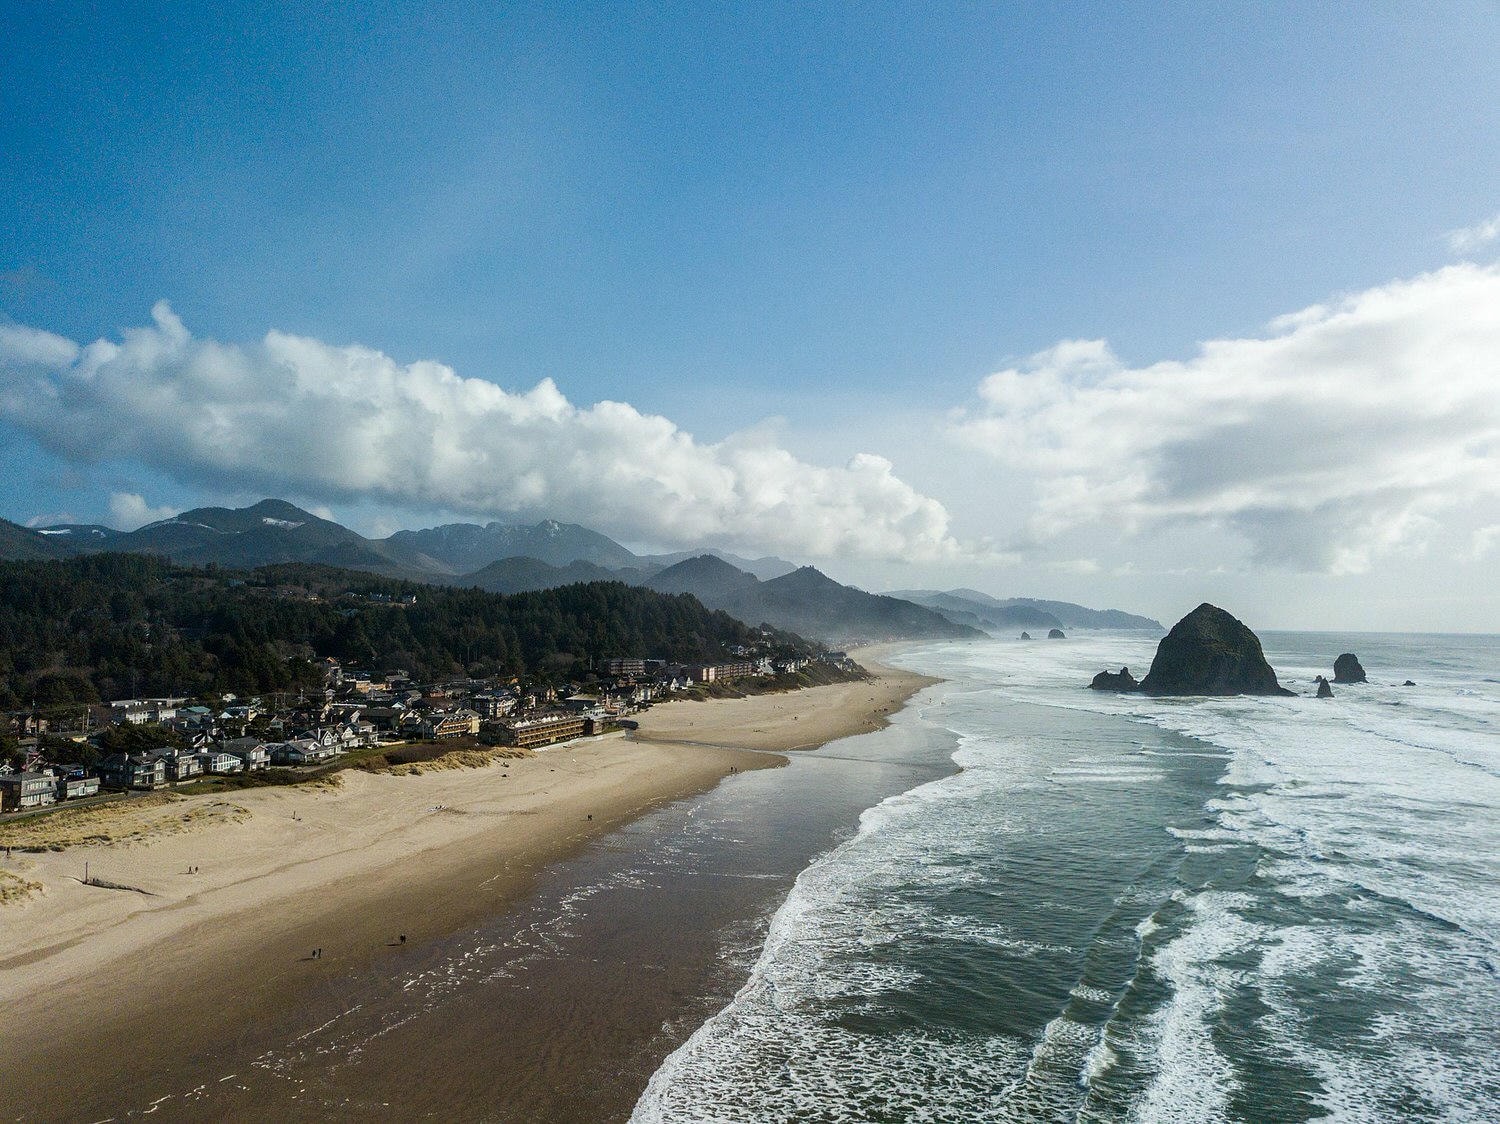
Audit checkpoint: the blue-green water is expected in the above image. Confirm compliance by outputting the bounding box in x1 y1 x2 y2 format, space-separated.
635 633 1500 1122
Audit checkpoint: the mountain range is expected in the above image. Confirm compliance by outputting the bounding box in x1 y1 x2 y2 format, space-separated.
0 499 1158 642
643 555 975 643
889 589 1162 631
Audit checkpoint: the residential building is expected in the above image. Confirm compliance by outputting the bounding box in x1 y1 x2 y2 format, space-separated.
150 748 203 782
60 774 100 800
0 770 58 812
97 754 167 791
497 714 587 750
218 739 270 771
196 751 242 775
420 710 481 740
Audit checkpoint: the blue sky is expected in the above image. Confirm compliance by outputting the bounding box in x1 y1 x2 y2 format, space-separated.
3 3 1499 629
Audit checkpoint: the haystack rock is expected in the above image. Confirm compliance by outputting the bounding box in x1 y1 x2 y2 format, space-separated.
1090 667 1138 691
1019 631 1032 640
1048 628 1066 639
1136 604 1295 697
1402 680 1416 687
1333 653 1367 684
1315 676 1334 699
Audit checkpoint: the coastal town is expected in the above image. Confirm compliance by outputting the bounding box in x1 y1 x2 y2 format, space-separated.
1 647 853 816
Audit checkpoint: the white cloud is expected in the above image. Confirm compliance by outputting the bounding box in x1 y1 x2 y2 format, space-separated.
1471 524 1500 561
25 510 77 528
1446 212 1500 254
0 323 79 368
953 263 1500 573
1047 558 1101 575
108 492 181 531
0 303 964 562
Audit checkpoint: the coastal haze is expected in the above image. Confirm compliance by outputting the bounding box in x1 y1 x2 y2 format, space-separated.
3 4 1499 1123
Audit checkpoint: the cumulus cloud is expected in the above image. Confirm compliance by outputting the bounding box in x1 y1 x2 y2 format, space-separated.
108 492 181 531
953 263 1500 573
1446 213 1500 254
0 303 963 561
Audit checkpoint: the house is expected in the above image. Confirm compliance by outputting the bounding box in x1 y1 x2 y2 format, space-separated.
360 705 405 733
109 701 152 726
60 773 100 800
0 769 59 812
217 739 270 771
268 737 341 766
196 751 243 775
149 747 203 782
170 706 217 735
420 710 481 740
474 694 516 720
97 754 167 791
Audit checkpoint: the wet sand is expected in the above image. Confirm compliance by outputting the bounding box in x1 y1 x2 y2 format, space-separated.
0 654 934 1122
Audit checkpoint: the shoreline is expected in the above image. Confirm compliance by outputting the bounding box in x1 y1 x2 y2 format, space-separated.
0 650 936 1121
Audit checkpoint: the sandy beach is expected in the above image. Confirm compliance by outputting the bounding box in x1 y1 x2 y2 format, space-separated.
0 653 932 1121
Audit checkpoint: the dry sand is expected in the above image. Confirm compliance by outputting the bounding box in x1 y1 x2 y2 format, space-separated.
0 655 931 1116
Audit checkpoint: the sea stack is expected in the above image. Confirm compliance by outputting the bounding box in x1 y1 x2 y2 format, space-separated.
1019 632 1031 640
1048 628 1066 639
1333 653 1367 684
1135 603 1295 697
1315 676 1334 699
1090 667 1138 691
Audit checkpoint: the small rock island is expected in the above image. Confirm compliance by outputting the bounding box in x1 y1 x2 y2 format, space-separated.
1048 628 1066 639
1315 675 1334 698
1090 667 1138 691
1090 603 1295 697
1333 653 1367 684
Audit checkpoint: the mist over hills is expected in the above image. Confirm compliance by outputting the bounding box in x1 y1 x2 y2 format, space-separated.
888 590 1162 632
642 549 798 582
386 519 643 573
1 498 1153 643
462 556 630 595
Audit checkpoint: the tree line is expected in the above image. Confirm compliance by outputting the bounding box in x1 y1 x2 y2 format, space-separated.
0 554 802 709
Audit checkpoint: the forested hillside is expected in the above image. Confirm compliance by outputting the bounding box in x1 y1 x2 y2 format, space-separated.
0 555 792 708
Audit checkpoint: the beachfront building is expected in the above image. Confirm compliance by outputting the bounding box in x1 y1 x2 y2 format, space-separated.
218 738 270 771
603 657 646 676
149 747 204 782
97 753 168 791
0 769 59 812
197 750 243 775
497 713 587 750
60 773 100 800
266 738 340 766
687 661 758 684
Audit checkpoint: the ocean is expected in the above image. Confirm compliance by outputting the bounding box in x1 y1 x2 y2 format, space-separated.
633 632 1500 1122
